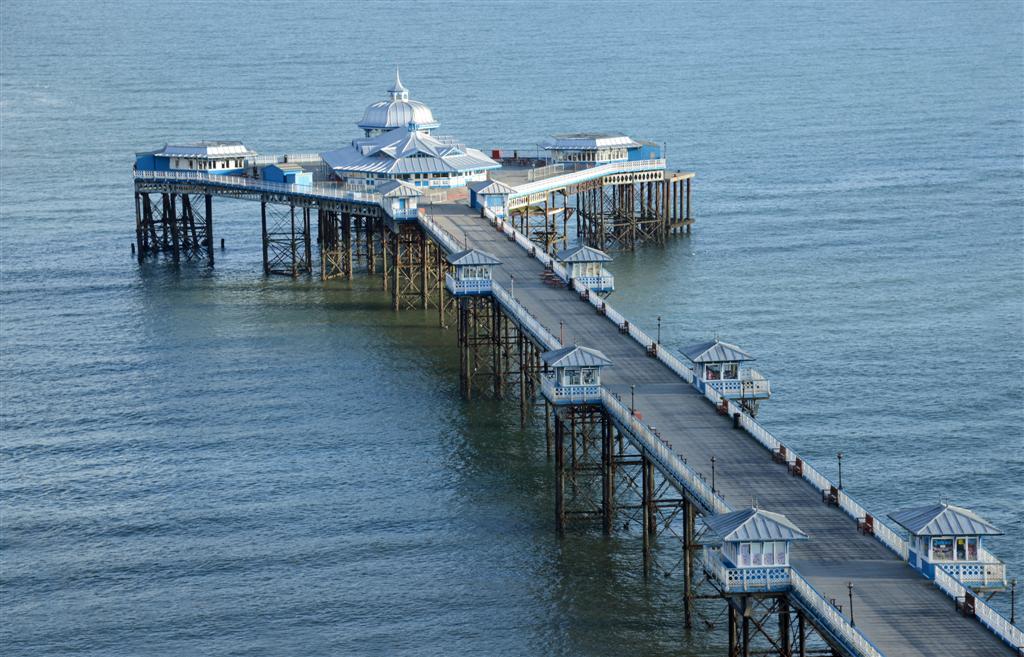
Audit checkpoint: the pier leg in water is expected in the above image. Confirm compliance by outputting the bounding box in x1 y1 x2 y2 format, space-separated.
554 408 565 536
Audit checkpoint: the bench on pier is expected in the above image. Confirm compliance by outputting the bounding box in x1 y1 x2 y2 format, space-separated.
619 320 629 334
956 592 976 618
646 343 658 357
595 301 606 316
540 265 563 287
772 445 788 464
580 288 590 302
822 485 840 507
716 398 729 416
858 513 875 536
788 457 803 477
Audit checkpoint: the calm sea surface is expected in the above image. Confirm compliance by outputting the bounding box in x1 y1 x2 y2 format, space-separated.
2 2 1022 655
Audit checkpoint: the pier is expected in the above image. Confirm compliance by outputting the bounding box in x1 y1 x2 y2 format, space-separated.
131 74 1022 657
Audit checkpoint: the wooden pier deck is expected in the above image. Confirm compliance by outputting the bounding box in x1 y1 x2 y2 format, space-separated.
424 202 1014 657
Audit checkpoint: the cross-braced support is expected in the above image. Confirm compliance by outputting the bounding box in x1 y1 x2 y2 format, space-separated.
457 295 498 400
261 200 311 277
552 404 609 535
135 190 214 265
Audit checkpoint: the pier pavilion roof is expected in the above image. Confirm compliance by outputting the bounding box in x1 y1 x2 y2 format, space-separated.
703 508 808 544
556 245 613 263
888 503 1003 537
542 133 641 151
467 178 516 196
541 345 612 369
447 249 501 266
375 179 421 198
146 140 254 159
680 339 754 364
321 127 498 177
358 69 439 133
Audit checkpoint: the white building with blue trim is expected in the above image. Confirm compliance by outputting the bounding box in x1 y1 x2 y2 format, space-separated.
135 140 254 175
322 70 499 191
889 503 1006 589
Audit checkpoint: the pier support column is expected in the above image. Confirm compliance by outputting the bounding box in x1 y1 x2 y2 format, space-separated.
554 407 565 536
683 498 695 628
205 194 214 266
642 452 654 576
261 201 269 274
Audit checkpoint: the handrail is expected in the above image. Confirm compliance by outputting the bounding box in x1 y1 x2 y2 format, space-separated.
934 566 1024 649
790 570 886 657
510 159 667 197
600 388 728 515
481 204 1019 655
491 284 561 351
132 169 382 204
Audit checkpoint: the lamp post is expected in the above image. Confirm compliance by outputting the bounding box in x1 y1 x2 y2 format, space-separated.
711 456 716 493
630 385 636 416
559 321 564 345
847 581 855 627
657 315 662 344
837 452 844 490
510 275 515 298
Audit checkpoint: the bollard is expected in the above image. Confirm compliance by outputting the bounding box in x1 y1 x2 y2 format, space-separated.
733 412 740 429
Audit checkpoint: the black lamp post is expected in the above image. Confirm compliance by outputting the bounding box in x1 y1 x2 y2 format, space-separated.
837 452 844 490
630 384 636 415
657 315 662 344
711 456 717 493
847 581 855 627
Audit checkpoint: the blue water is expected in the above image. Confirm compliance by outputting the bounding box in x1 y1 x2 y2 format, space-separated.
2 2 1021 655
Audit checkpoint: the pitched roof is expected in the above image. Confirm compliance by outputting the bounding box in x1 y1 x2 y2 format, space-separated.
680 339 754 363
468 178 516 195
542 133 641 150
151 141 254 159
888 504 1002 536
556 244 613 263
376 179 421 197
446 249 501 266
321 127 499 176
541 345 612 368
703 508 808 544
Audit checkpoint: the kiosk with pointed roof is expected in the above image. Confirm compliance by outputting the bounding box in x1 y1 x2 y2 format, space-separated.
445 249 501 296
681 338 771 415
556 245 615 293
376 179 421 221
702 507 808 592
889 503 1006 589
468 178 516 218
540 345 612 405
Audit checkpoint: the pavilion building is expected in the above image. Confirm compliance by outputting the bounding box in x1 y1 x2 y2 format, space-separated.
322 70 499 191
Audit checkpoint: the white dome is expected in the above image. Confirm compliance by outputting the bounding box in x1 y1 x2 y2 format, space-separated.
357 69 439 133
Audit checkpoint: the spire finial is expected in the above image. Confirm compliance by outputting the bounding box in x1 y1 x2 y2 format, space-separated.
389 66 408 98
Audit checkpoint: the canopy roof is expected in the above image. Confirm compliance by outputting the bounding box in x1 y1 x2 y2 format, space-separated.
468 178 516 195
358 69 439 132
447 249 501 267
322 127 498 176
542 133 641 151
557 244 612 264
703 508 808 544
541 345 612 369
888 503 1002 537
148 141 254 159
680 339 754 364
376 179 421 198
